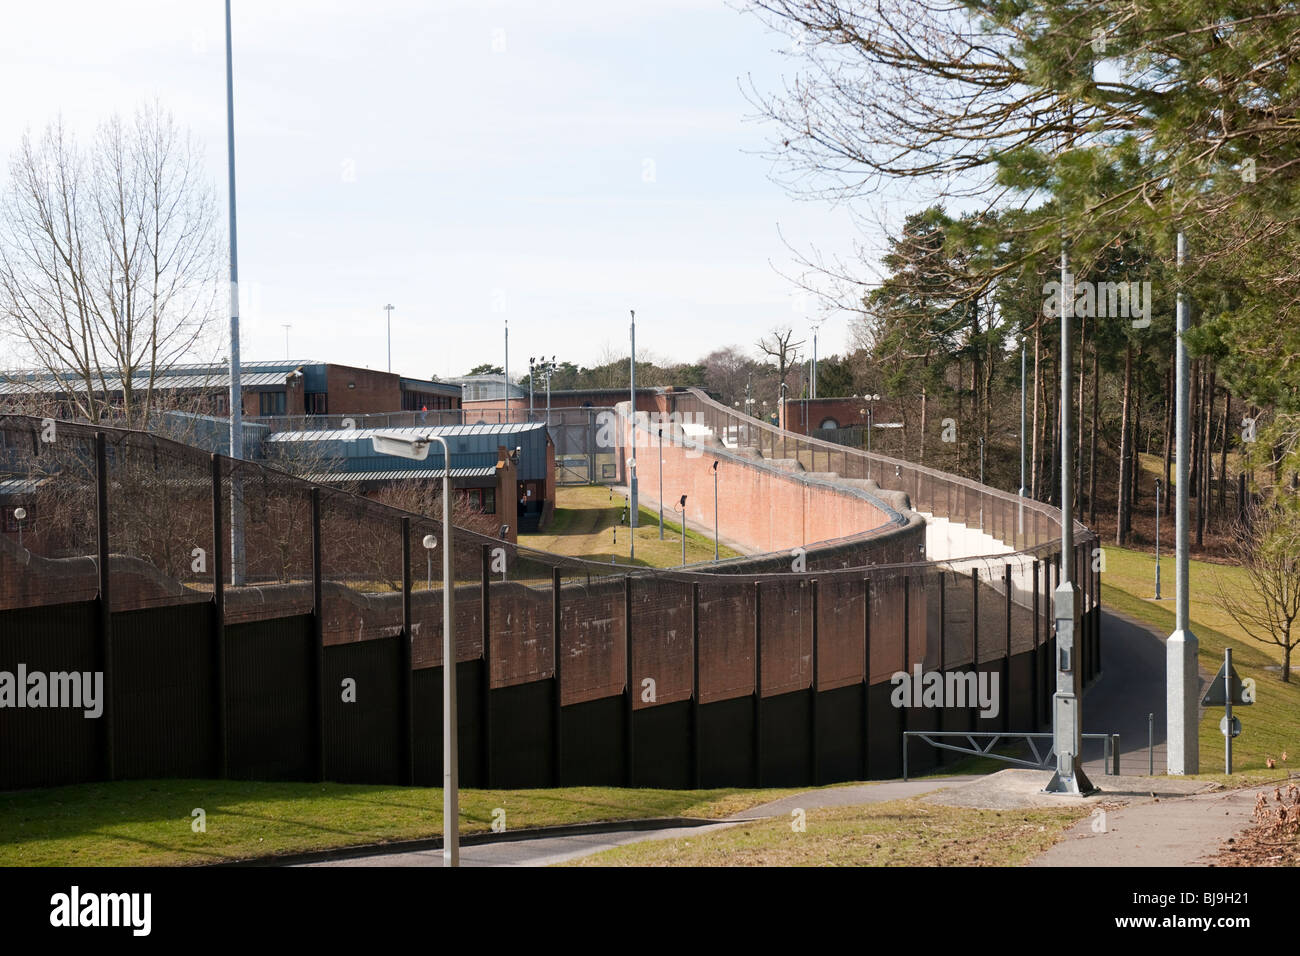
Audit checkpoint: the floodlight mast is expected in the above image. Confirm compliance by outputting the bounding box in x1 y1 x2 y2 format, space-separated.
371 431 459 862
1044 246 1094 796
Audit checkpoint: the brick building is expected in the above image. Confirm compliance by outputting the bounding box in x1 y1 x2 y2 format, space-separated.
0 360 462 421
778 395 898 437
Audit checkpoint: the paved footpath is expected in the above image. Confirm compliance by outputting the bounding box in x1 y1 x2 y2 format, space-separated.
1030 782 1269 867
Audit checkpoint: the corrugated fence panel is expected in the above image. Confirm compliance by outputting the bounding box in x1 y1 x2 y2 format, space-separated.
324 637 403 785
226 614 315 782
0 602 100 790
112 602 215 780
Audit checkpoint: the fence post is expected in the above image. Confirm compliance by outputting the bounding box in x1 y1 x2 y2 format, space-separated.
401 517 414 785
210 454 228 779
552 567 562 787
311 487 325 782
691 581 701 789
970 567 979 734
95 433 115 781
1031 558 1040 731
624 574 634 787
1003 563 1012 732
480 544 491 788
809 578 819 786
862 576 871 780
900 574 910 774
753 580 762 787
1093 544 1102 678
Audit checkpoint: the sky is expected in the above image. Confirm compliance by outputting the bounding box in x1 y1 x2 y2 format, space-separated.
0 0 897 381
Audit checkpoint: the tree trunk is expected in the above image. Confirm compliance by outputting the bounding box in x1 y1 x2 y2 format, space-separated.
1218 393 1230 514
1129 353 1142 533
1088 345 1099 526
1197 365 1215 548
1076 316 1087 514
1116 343 1133 545
919 385 928 466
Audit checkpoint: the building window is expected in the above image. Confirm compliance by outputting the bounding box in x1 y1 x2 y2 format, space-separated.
215 394 227 415
259 391 287 416
308 393 328 414
818 418 839 430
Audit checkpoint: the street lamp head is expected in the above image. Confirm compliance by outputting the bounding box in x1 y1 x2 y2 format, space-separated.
679 494 688 508
13 507 26 521
422 534 437 550
712 460 718 472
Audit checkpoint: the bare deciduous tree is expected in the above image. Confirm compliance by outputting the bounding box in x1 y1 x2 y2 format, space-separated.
756 326 805 392
0 104 220 429
1216 502 1300 683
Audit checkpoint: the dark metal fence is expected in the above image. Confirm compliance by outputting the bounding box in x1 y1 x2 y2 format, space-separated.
0 407 1098 791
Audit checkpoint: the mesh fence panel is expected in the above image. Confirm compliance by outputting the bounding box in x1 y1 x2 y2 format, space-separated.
817 575 866 691
760 577 811 698
558 562 624 705
489 542 557 687
222 457 315 622
697 581 755 704
629 576 692 709
0 418 99 609
101 430 212 611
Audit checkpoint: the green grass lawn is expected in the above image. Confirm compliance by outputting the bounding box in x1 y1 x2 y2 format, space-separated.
1098 544 1300 776
521 485 740 568
0 780 812 867
562 798 1091 867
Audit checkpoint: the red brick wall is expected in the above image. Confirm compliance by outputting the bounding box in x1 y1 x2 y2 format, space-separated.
621 414 912 556
325 365 402 415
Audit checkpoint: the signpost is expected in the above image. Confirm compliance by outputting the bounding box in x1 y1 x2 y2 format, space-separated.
1200 648 1253 774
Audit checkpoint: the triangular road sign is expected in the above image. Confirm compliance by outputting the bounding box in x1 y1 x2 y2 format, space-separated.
1201 660 1253 706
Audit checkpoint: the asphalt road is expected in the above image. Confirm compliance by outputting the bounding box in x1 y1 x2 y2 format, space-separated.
1078 608 1206 779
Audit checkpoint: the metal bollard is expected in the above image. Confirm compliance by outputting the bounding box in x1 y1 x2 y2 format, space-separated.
1148 713 1154 776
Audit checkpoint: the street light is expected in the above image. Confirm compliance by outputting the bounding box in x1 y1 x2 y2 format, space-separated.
711 461 719 561
384 304 395 373
13 506 26 549
528 357 535 421
371 430 459 864
658 427 664 540
423 533 436 590
677 494 688 567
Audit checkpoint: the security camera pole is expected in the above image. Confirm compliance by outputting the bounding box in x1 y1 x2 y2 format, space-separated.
372 430 459 863
1045 247 1094 795
1167 231 1199 774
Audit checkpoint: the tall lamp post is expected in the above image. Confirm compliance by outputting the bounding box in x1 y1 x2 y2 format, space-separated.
371 430 459 863
711 461 719 561
528 357 535 421
1168 230 1199 774
1045 243 1093 795
676 494 688 566
224 0 246 585
658 427 664 539
384 304 395 373
629 310 638 563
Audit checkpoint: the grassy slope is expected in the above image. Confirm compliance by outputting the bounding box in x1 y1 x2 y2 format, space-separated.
1099 544 1300 775
0 781 811 867
563 798 1091 867
520 485 740 567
